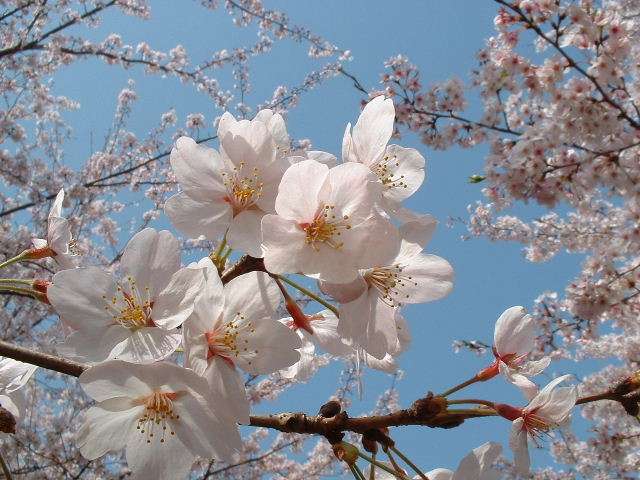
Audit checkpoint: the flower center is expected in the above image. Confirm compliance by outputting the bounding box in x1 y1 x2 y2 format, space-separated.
300 205 351 251
205 313 257 366
136 391 180 444
522 409 554 445
364 264 418 307
371 153 407 190
222 162 264 215
103 276 153 330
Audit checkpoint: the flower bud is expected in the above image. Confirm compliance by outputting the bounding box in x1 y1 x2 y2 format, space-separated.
332 441 359 465
318 400 341 418
613 371 640 396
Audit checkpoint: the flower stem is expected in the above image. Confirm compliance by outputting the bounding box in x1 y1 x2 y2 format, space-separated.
389 445 428 480
275 274 339 316
447 408 497 416
438 375 480 397
576 392 617 405
0 251 28 270
357 451 406 478
352 463 367 480
0 279 34 285
384 449 408 479
0 285 39 298
369 454 376 480
446 398 495 408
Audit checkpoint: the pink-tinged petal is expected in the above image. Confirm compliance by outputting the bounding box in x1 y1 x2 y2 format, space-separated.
307 150 337 167
426 469 454 480
275 159 329 221
531 381 577 422
337 290 369 345
366 295 401 359
48 267 118 329
164 192 231 241
79 360 153 401
189 258 225 332
47 216 71 255
49 188 65 218
253 158 288 214
217 111 237 139
500 362 539 401
227 209 265 257
363 352 399 373
224 118 275 166
152 266 204 330
351 96 395 165
493 306 534 357
54 251 79 270
261 215 311 273
300 310 352 357
519 357 551 377
170 136 227 202
77 398 142 460
120 228 180 298
203 357 250 424
183 324 208 376
319 275 367 304
235 317 301 375
343 213 401 271
509 418 531 476
526 374 575 413
398 211 438 248
321 162 382 222
378 144 425 203
394 311 412 354
223 271 280 322
393 253 454 303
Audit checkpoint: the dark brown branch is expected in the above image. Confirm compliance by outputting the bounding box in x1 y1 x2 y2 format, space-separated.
0 340 85 377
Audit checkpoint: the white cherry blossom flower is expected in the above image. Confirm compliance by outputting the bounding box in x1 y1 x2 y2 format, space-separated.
342 95 425 215
77 360 241 479
495 375 577 476
49 228 203 364
262 159 400 283
183 260 301 423
30 188 78 269
477 306 550 398
0 357 37 421
165 119 286 256
322 236 452 359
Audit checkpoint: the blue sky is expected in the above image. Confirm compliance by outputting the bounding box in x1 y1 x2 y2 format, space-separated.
49 1 594 475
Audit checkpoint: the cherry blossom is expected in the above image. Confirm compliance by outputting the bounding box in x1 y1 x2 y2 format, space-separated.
29 189 78 270
321 233 453 359
165 111 288 256
476 306 550 398
77 360 241 479
342 95 426 216
425 442 502 480
48 228 203 364
183 259 301 422
0 357 37 420
262 159 400 283
495 375 578 476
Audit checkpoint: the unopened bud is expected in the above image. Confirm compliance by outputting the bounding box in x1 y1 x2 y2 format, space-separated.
332 441 359 465
361 434 378 454
412 393 447 419
318 400 341 418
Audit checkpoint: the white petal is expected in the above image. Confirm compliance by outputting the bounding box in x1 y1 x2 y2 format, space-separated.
227 209 265 257
223 271 280 321
76 398 141 460
493 306 534 357
319 275 368 304
203 357 250 424
306 150 337 167
125 430 196 480
320 162 382 222
49 188 65 218
47 216 72 255
380 145 425 202
120 228 181 298
509 419 530 477
170 136 227 202
48 267 117 329
164 192 231 241
152 267 204 329
351 96 395 165
59 325 132 364
393 253 454 303
274 159 329 221
79 360 153 401
426 469 454 480
0 358 37 393
113 328 182 364
398 212 438 248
